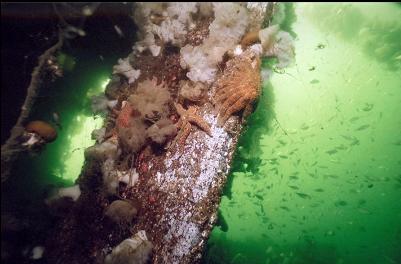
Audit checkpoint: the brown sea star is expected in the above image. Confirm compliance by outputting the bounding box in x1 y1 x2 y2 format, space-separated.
170 103 211 150
214 50 262 126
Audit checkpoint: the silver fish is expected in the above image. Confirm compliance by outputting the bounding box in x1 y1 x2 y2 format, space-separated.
114 25 124 38
326 149 338 155
52 112 62 130
296 192 311 199
356 124 370 131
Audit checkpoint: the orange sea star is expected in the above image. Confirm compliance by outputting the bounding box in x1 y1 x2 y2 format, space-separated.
214 50 262 126
170 103 211 150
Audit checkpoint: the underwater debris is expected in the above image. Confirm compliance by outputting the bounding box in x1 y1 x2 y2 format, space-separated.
104 230 153 264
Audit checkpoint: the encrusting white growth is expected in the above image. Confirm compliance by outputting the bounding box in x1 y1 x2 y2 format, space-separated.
246 2 270 32
249 43 264 56
46 185 81 203
102 159 139 195
84 140 118 161
21 132 42 147
132 3 198 56
104 230 153 264
178 80 206 102
132 3 251 84
180 3 249 84
233 45 244 56
91 94 118 115
259 25 280 54
91 127 106 143
134 33 161 57
102 158 119 196
112 58 141 84
259 25 295 68
31 246 45 260
118 168 139 187
270 31 295 68
261 68 273 83
155 112 233 260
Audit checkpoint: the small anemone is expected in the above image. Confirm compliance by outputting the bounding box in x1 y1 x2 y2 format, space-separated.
146 118 177 145
104 199 138 226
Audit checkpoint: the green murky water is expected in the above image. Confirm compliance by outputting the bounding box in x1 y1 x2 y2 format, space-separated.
204 3 401 264
3 3 400 263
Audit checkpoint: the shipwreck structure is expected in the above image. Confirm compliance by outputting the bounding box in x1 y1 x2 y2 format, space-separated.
2 3 295 263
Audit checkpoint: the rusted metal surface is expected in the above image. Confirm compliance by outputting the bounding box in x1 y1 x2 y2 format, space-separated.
43 4 273 263
44 78 244 264
126 101 242 264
